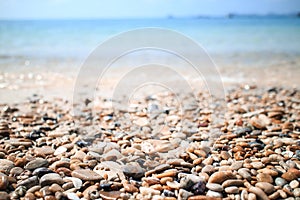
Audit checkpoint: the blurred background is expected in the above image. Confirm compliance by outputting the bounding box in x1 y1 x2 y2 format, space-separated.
0 0 299 102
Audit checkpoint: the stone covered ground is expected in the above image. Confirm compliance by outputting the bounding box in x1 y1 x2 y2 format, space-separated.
0 86 299 200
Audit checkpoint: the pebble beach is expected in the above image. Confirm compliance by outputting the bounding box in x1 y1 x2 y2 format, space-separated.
0 83 299 200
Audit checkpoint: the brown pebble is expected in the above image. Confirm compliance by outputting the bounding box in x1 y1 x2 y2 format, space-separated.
249 186 268 200
256 173 273 183
188 195 221 200
160 177 173 185
0 174 8 190
156 170 177 179
222 179 244 188
123 183 138 193
208 171 235 184
224 186 239 194
71 169 102 181
255 182 275 194
268 191 280 200
281 168 300 182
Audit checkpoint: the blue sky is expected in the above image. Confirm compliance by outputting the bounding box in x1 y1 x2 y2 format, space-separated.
0 0 299 19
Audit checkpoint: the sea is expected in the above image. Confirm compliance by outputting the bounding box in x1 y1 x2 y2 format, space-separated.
0 16 299 69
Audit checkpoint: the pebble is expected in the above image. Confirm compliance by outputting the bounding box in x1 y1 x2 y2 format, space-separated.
201 165 215 174
187 196 221 200
71 169 102 181
67 193 80 200
17 176 39 189
208 171 235 184
248 193 256 200
25 158 48 170
54 146 67 156
0 159 14 174
290 180 299 189
206 183 223 192
0 191 10 200
178 189 193 200
63 177 82 189
123 162 145 179
191 180 206 195
294 188 300 197
275 177 287 187
206 190 223 198
0 174 8 190
180 174 204 190
32 167 54 177
140 187 160 196
256 173 273 183
40 173 64 186
282 168 300 181
222 179 244 188
249 186 268 200
224 186 239 194
123 183 139 193
238 168 251 181
255 182 275 194
34 146 54 156
231 161 243 170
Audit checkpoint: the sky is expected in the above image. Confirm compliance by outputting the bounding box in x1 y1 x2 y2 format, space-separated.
0 0 299 19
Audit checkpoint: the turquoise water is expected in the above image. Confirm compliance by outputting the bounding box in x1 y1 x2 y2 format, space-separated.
0 17 299 61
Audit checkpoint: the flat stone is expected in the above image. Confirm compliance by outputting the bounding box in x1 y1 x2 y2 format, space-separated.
0 191 9 200
202 165 215 174
34 146 55 156
208 171 235 184
102 149 123 161
230 161 243 171
32 167 54 177
63 177 82 189
206 183 223 192
255 182 275 194
275 177 287 187
188 195 221 200
25 158 48 170
178 189 193 200
251 162 264 169
256 173 273 183
224 186 239 194
17 176 39 189
140 187 160 196
0 174 8 190
54 146 67 156
0 159 14 174
83 185 98 199
167 181 181 190
289 180 299 189
71 169 102 181
238 168 251 181
282 168 300 182
294 188 300 197
123 163 145 180
67 193 80 200
206 190 223 198
222 179 244 188
123 183 139 193
249 186 268 200
180 174 204 190
40 173 64 186
49 183 64 193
